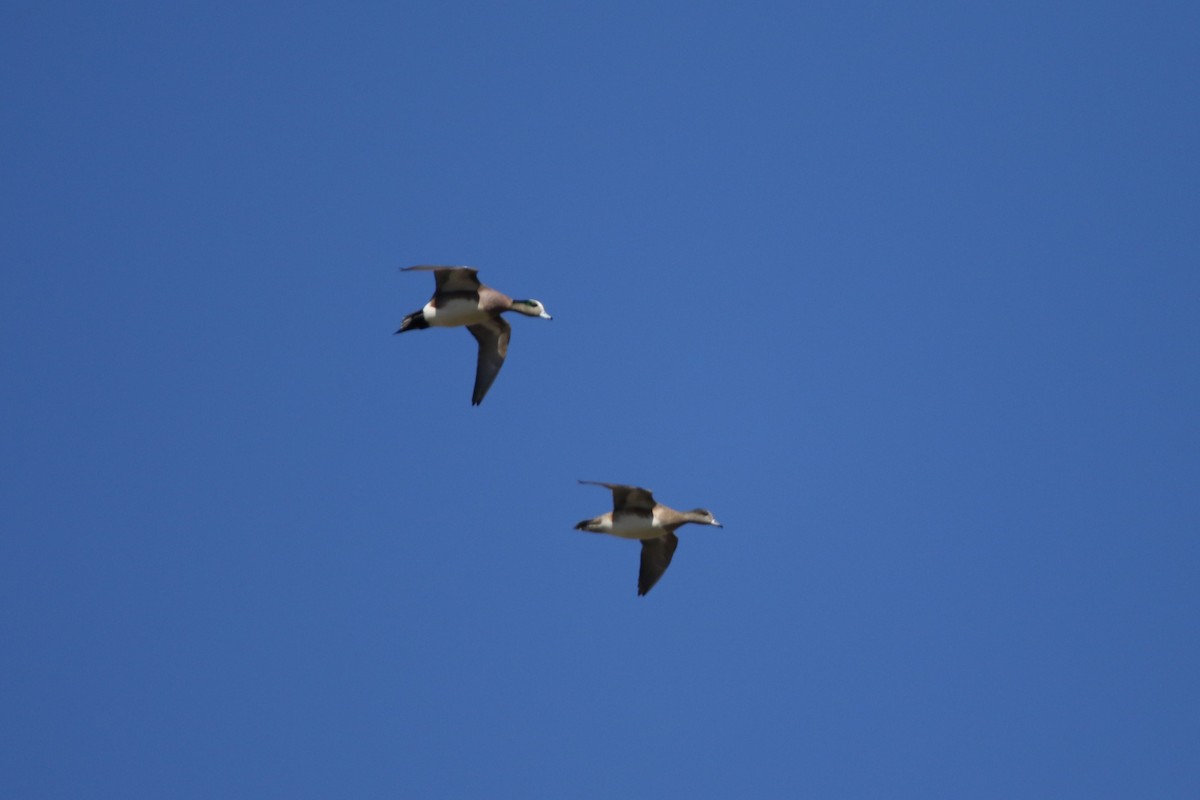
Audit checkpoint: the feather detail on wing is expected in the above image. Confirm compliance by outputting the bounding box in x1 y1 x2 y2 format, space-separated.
638 533 679 595
467 317 510 405
402 265 482 294
578 481 657 513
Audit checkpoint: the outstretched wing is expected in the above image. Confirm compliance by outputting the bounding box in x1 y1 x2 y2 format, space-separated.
402 265 482 293
638 533 679 596
577 480 656 513
466 317 511 405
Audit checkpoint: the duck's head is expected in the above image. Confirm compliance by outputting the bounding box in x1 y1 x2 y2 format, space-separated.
513 299 553 320
689 509 723 528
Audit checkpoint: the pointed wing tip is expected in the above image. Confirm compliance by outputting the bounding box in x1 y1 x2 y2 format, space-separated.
467 319 507 406
636 534 677 596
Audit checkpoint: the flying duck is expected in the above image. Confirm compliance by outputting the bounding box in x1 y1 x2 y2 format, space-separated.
395 266 552 405
574 480 723 596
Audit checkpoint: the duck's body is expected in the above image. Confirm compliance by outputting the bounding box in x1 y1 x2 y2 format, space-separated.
419 295 495 328
580 511 675 541
395 266 551 405
574 481 723 595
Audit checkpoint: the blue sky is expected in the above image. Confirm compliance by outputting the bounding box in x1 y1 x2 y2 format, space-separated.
2 2 1198 797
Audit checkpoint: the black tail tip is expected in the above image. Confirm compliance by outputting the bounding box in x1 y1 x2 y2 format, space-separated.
396 312 429 333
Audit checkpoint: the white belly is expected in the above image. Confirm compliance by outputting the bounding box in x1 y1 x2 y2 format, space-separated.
608 513 664 540
424 298 489 327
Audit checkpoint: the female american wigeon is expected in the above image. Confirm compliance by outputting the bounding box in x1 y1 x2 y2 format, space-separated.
574 481 723 596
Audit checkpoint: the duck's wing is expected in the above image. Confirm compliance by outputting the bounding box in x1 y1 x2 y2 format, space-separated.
638 533 679 596
466 316 511 405
402 265 482 293
577 481 656 514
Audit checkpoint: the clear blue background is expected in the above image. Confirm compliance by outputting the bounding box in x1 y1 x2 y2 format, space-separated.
3 2 1198 797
